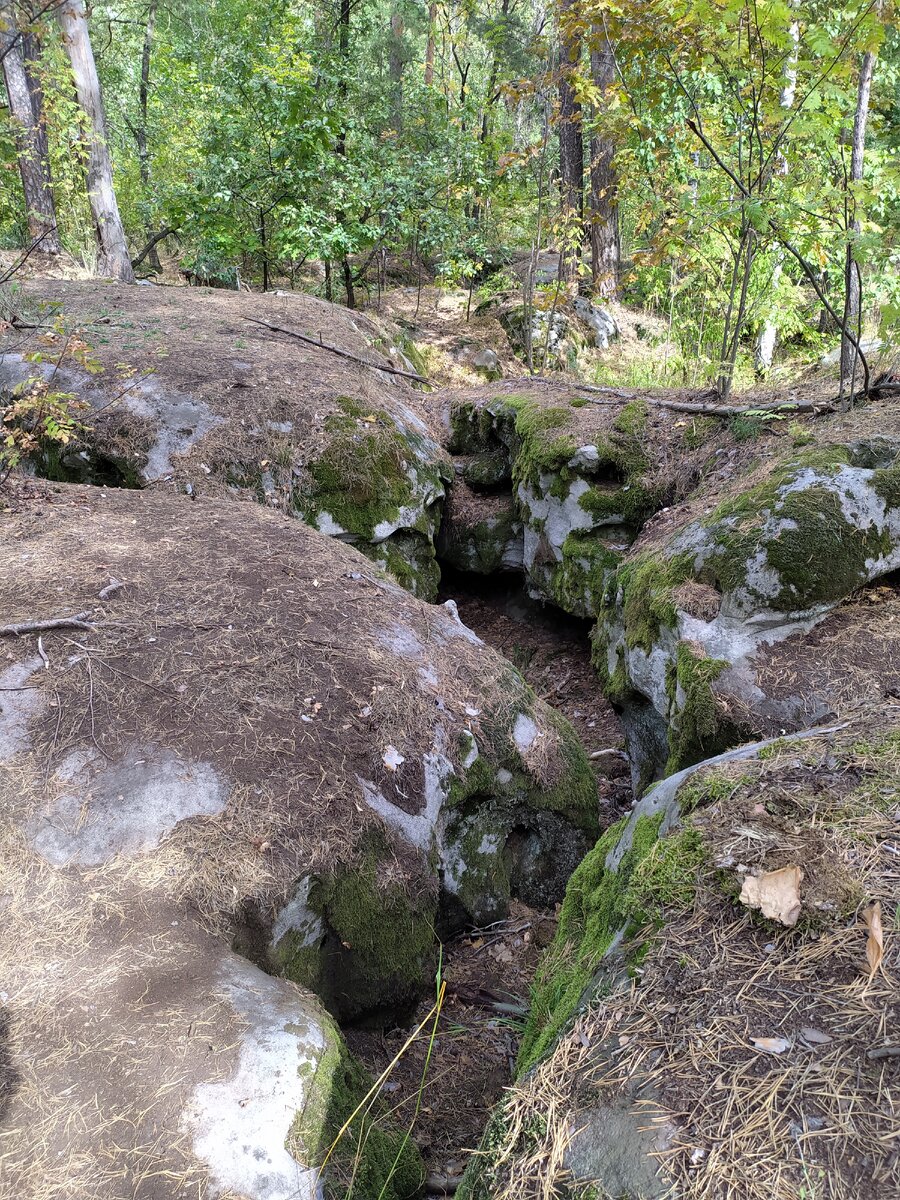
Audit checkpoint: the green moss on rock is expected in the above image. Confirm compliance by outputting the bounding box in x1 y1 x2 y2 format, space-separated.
616 550 695 652
290 1028 425 1200
279 833 437 1021
549 533 621 617
666 642 732 773
368 532 442 600
518 812 664 1073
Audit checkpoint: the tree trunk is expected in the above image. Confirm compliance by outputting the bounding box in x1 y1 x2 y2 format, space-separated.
388 12 404 132
840 49 876 391
56 0 133 281
424 3 436 86
588 29 618 299
135 0 160 271
557 0 583 287
0 1 60 251
754 8 799 372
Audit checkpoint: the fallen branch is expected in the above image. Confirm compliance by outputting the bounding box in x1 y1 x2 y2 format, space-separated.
0 611 95 637
650 396 834 417
244 317 429 384
130 225 178 271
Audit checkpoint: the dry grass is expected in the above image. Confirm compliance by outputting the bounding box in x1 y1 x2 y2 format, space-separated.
479 712 900 1200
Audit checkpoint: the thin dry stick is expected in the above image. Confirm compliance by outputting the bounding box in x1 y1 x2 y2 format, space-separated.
244 317 429 384
0 612 96 636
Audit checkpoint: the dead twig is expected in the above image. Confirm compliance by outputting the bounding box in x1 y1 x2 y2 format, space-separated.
244 317 429 384
98 579 123 601
0 612 96 636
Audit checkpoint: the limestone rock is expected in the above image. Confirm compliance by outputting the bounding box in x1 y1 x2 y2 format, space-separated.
572 296 619 349
596 439 900 781
0 280 451 599
1 482 597 1028
468 346 502 380
462 710 900 1200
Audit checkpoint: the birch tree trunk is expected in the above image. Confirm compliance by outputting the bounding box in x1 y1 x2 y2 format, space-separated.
557 0 583 287
754 10 799 373
840 49 876 391
0 0 60 251
588 29 618 299
56 0 134 281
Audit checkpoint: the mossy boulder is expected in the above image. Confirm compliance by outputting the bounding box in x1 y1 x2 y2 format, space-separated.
465 709 900 1200
1 481 598 1028
444 392 656 615
598 440 900 781
0 280 451 600
436 483 523 575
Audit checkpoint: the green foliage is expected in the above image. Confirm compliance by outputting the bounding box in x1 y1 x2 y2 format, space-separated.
0 317 98 484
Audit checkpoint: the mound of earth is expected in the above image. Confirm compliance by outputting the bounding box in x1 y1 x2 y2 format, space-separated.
463 705 899 1200
0 479 600 1197
0 280 450 597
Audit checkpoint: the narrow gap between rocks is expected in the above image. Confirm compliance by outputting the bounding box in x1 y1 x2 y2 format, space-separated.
345 566 633 1195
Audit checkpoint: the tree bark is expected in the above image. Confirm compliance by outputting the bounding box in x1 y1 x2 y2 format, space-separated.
840 48 876 390
424 2 436 86
588 28 618 298
557 0 583 287
56 0 134 281
134 0 159 270
754 8 799 372
0 0 60 251
388 12 404 132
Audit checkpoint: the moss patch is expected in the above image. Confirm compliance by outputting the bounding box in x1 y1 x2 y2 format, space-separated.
300 397 445 548
549 532 620 617
666 641 732 773
279 833 438 1021
290 1028 425 1200
615 549 696 653
518 812 665 1073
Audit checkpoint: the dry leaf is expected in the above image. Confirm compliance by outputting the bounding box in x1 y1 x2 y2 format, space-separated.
862 902 884 976
382 745 405 771
800 1027 832 1045
739 864 803 927
750 1035 792 1054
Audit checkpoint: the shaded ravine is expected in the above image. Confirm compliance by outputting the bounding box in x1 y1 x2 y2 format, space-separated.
345 569 632 1193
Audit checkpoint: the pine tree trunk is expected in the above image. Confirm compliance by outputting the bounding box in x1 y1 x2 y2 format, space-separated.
136 1 160 271
0 1 60 252
840 49 876 390
56 0 134 281
557 0 583 287
588 30 618 299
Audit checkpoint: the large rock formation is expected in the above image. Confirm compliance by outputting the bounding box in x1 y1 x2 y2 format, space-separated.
0 281 450 598
0 480 599 1197
436 385 900 787
462 706 900 1200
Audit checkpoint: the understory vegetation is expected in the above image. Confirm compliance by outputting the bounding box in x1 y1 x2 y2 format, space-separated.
0 1 896 396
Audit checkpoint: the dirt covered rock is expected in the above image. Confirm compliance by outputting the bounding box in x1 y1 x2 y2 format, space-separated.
597 436 900 782
462 707 900 1200
0 480 598 1014
0 281 451 598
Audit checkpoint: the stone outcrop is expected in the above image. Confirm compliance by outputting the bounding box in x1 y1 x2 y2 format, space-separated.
462 707 900 1200
0 281 451 598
